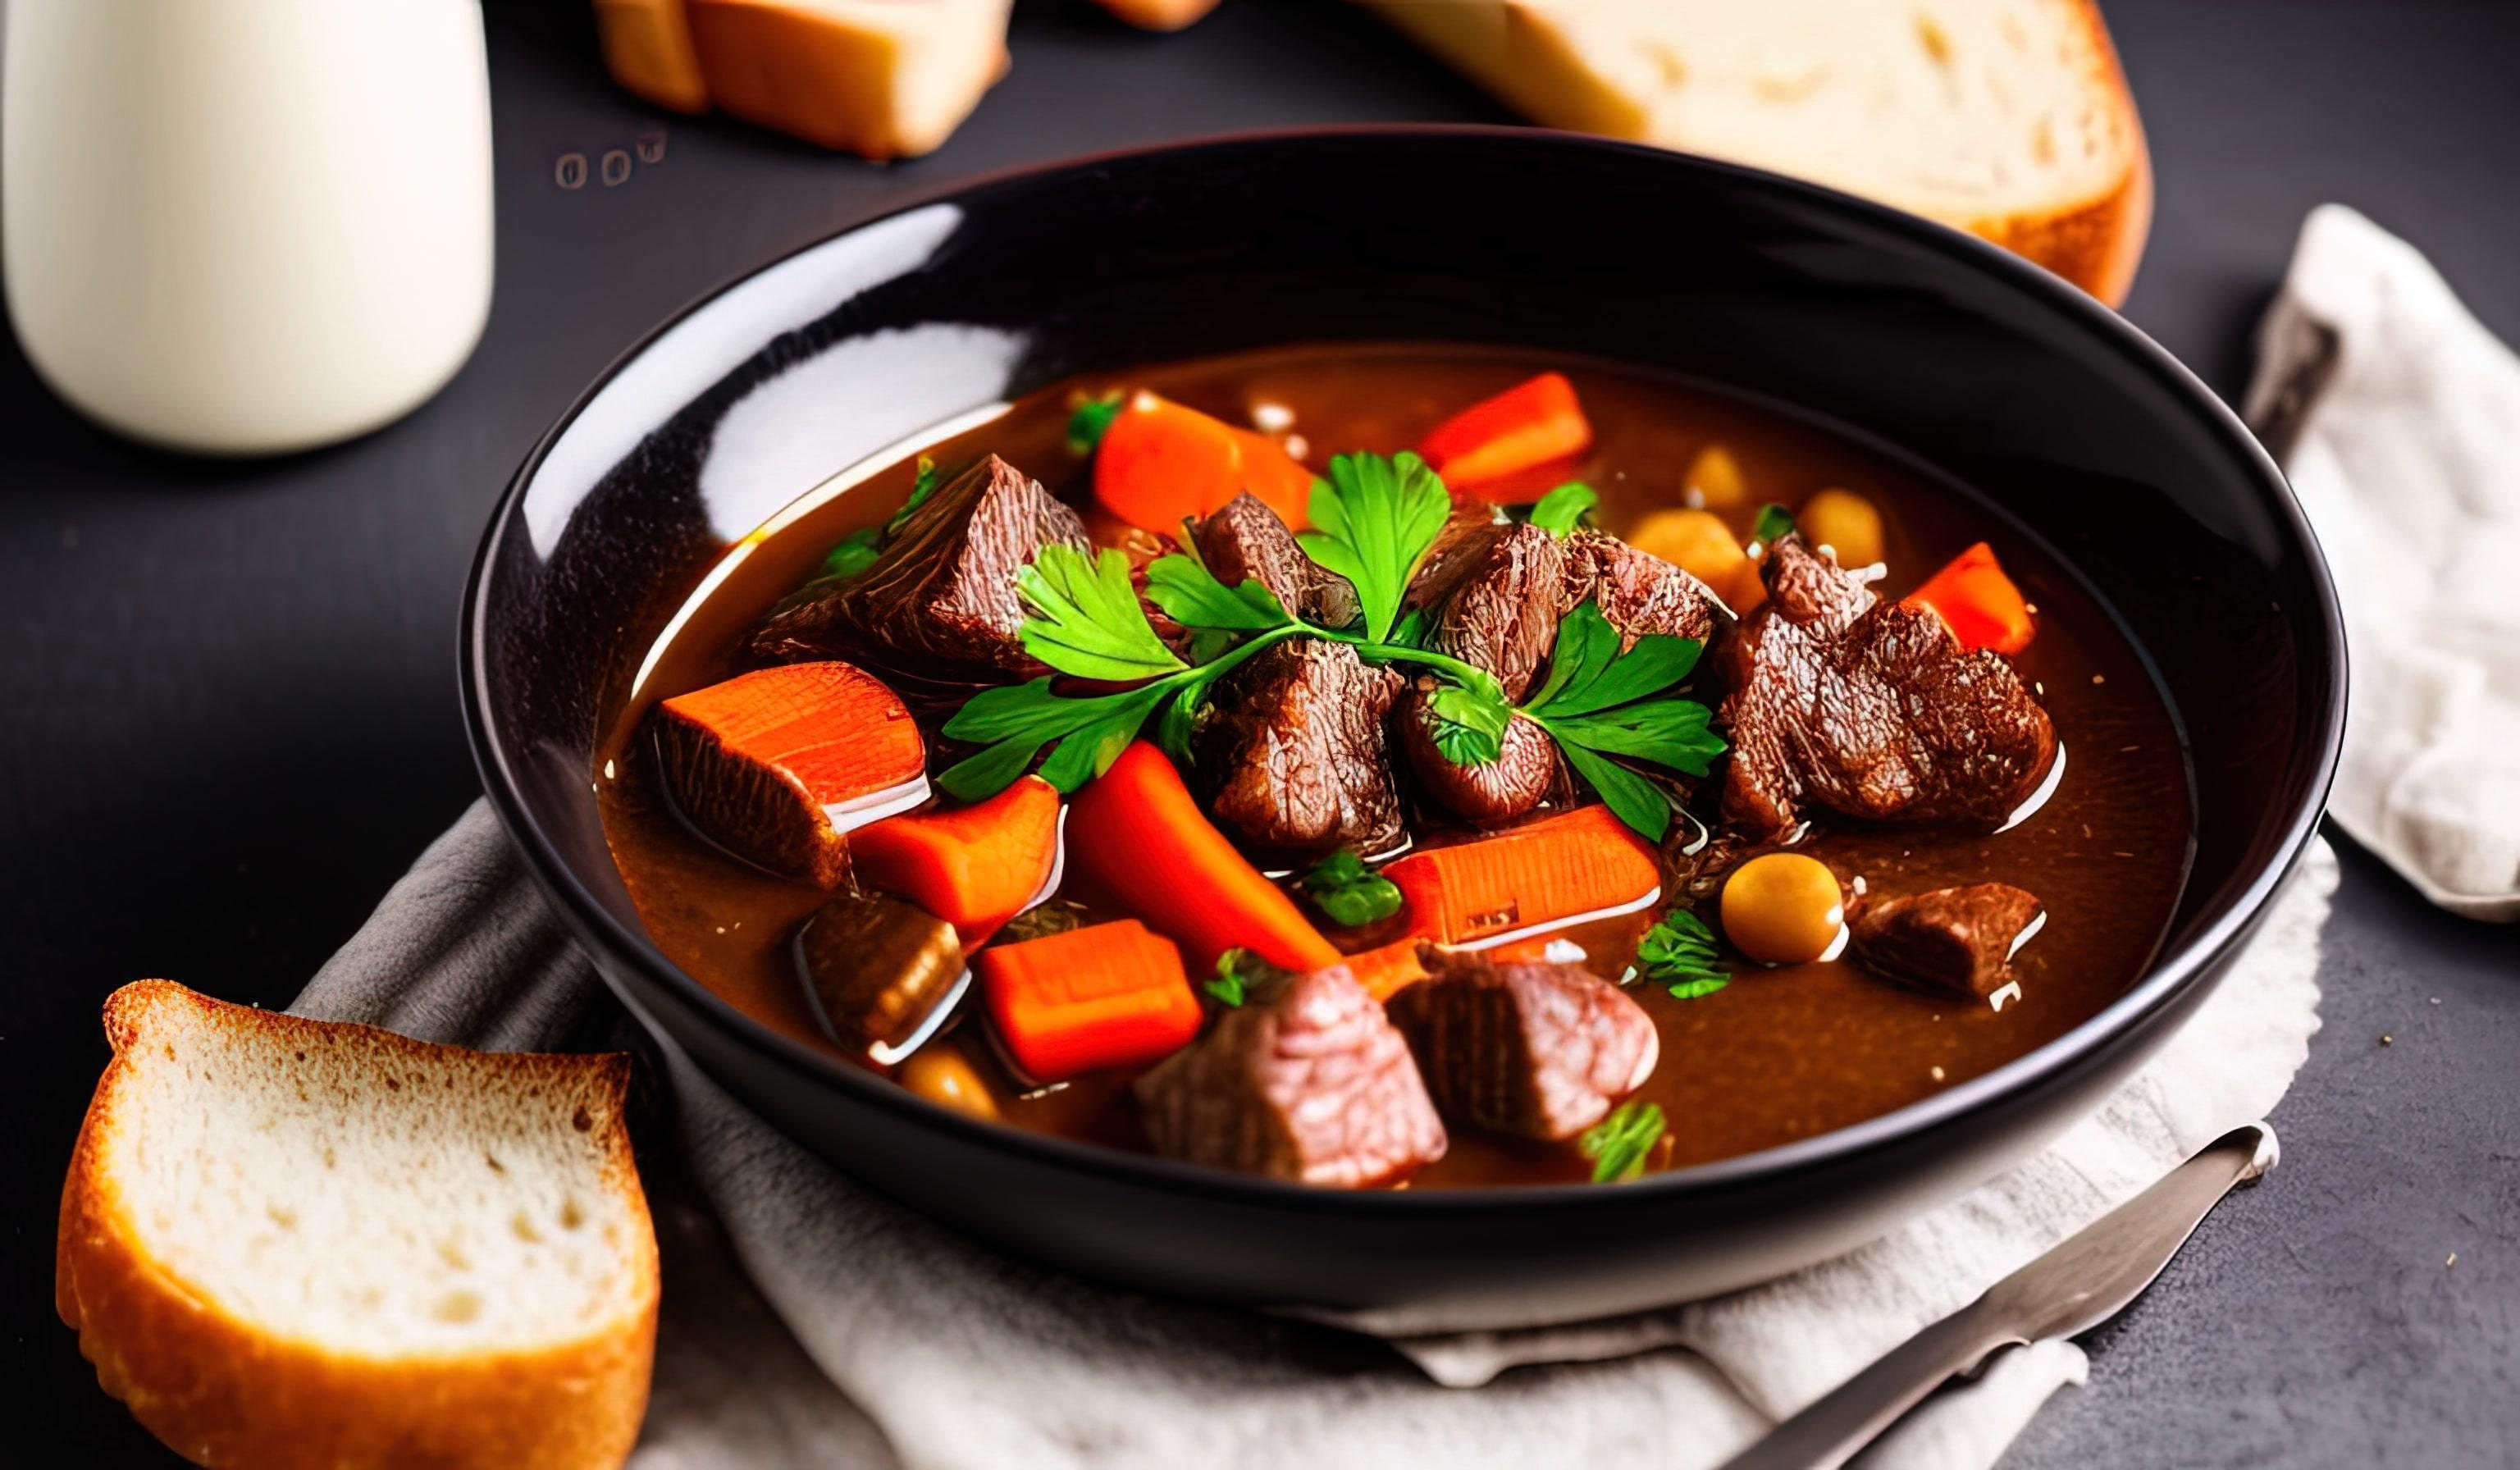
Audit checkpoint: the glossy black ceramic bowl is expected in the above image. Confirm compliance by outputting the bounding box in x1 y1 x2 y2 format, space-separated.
464 128 2343 1332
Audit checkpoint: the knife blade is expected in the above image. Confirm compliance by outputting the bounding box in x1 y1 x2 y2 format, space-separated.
1718 1121 2279 1470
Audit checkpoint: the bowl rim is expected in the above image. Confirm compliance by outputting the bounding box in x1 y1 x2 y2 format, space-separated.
463 123 2345 1216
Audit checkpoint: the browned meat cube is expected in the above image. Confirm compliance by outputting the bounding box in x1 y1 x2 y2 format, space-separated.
1133 964 1448 1188
1192 491 1358 628
1408 521 1568 701
1560 529 1724 647
1720 534 2057 838
1384 948 1659 1141
1850 883 2046 999
746 455 1091 701
1393 689 1566 824
795 892 969 1061
1194 639 1406 856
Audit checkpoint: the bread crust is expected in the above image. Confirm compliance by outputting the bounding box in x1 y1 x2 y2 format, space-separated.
1359 0 2152 304
57 983 659 1470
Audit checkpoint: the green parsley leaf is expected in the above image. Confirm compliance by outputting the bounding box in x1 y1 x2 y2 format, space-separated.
1067 392 1124 455
1144 551 1298 633
1527 481 1598 536
1016 544 1188 682
1541 700 1723 774
1556 742 1673 842
937 678 1161 800
817 526 883 581
1751 502 1795 549
1579 1098 1666 1184
1296 849 1404 928
1633 908 1730 998
1388 605 1434 650
1204 947 1249 1007
1426 682 1510 765
813 455 942 582
1299 451 1453 644
1523 602 1703 718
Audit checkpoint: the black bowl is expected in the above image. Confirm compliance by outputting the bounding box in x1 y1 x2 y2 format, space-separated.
463 128 2343 1332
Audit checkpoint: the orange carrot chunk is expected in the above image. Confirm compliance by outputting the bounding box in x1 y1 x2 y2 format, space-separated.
1340 937 1431 1003
976 919 1203 1083
1093 390 1312 534
651 660 927 888
852 775 1063 946
1418 372 1592 500
1066 742 1342 974
1906 542 2035 655
1384 806 1661 948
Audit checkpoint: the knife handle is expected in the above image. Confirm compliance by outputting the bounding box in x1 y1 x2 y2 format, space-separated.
1714 1304 2021 1470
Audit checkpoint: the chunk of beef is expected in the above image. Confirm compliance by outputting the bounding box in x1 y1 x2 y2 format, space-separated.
1192 492 1358 628
1720 534 2056 838
1561 529 1724 648
746 455 1090 698
1194 639 1406 857
1849 883 2045 998
1384 947 1659 1140
1133 964 1447 1188
1409 522 1567 701
1395 692 1565 824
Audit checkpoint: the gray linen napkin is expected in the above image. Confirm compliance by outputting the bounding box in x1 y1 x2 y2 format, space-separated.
294 802 2333 1469
2242 204 2520 920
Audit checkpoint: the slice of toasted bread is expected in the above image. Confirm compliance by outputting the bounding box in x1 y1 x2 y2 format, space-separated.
57 982 658 1470
1358 0 2152 303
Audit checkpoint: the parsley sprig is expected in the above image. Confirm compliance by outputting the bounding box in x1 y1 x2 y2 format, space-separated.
1526 481 1598 536
1579 1098 1667 1184
1516 600 1726 840
816 455 943 581
1295 849 1404 928
1630 908 1730 999
939 452 1507 799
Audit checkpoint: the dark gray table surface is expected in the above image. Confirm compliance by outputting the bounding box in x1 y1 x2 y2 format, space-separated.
5 2 2513 1464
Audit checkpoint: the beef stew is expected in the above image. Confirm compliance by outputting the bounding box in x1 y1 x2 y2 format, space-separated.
598 346 2193 1189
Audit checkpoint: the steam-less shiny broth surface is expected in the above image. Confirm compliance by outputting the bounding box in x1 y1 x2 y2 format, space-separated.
599 345 2194 1186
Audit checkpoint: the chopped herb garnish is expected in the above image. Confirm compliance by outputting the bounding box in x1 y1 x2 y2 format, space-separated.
1632 907 1730 998
1518 600 1726 839
1426 682 1510 765
1296 849 1404 928
1204 948 1251 1007
1066 392 1125 455
1579 1099 1666 1183
1298 450 1453 643
943 453 1514 801
1015 545 1187 682
817 526 883 581
1527 481 1598 536
1751 501 1795 550
813 455 944 581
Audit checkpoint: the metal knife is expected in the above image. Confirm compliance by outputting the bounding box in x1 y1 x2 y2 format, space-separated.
1719 1121 2280 1470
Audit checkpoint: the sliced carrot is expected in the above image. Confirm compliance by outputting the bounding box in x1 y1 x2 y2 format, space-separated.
976 919 1203 1083
1092 390 1312 534
1384 805 1661 948
1906 541 2034 655
1418 372 1592 500
651 660 927 888
852 775 1062 946
1066 742 1342 973
1340 937 1430 1003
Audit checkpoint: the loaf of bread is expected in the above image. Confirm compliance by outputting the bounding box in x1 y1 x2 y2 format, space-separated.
57 982 659 1470
596 0 1015 159
1358 0 2151 302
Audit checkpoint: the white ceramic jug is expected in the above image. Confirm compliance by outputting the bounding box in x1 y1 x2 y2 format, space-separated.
2 0 494 454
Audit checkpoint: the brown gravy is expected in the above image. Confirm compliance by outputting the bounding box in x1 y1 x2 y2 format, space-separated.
597 345 2194 1186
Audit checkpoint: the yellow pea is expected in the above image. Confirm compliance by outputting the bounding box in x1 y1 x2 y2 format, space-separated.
1800 488 1883 567
1685 444 1749 509
1720 853 1848 965
1628 507 1755 605
897 1044 1001 1121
